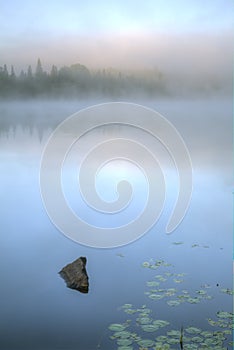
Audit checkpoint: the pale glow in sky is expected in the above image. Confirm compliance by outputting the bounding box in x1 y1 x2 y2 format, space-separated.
0 0 232 72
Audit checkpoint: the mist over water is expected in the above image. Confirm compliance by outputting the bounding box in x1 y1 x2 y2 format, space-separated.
0 97 232 349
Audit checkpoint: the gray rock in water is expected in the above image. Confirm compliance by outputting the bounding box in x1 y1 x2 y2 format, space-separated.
59 257 89 293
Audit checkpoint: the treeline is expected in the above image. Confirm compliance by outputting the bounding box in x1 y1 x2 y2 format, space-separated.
0 59 166 98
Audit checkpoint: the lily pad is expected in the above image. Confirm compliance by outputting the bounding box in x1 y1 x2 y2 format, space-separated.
155 344 170 350
200 331 213 337
122 304 133 309
149 293 164 300
117 339 133 346
185 327 201 334
156 335 168 342
166 337 179 344
165 288 177 296
191 336 203 342
220 288 234 295
112 331 132 339
153 320 170 328
167 300 180 306
142 261 151 268
137 339 155 347
109 324 126 332
196 290 207 295
187 297 200 304
123 308 137 315
141 324 159 332
173 278 184 283
167 330 181 337
147 281 160 287
216 311 233 319
137 317 152 325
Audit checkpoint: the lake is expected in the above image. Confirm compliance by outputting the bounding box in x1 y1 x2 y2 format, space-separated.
0 97 232 350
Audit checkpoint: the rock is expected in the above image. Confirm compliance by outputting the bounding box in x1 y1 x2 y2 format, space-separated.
59 257 89 293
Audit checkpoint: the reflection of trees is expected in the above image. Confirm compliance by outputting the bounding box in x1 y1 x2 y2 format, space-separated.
0 100 68 140
0 59 166 98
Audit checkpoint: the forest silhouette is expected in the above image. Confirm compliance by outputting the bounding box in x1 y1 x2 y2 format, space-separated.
0 59 167 98
0 58 228 99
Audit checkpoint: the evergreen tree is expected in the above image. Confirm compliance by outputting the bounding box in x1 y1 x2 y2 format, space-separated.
19 70 26 79
27 65 33 78
3 64 9 77
10 65 16 79
51 65 58 77
35 58 43 77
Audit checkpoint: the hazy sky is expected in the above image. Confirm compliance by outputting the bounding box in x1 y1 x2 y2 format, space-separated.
0 0 232 72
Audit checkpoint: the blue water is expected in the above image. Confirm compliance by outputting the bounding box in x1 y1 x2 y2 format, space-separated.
0 98 232 349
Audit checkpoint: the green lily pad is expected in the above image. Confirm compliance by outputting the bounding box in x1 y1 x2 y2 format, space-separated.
112 331 132 339
187 297 200 304
185 327 201 334
220 288 234 295
137 339 155 347
182 289 189 294
141 324 159 332
184 345 200 349
200 331 213 337
122 304 133 309
217 311 233 319
175 273 186 277
153 320 170 328
149 293 164 300
147 281 160 287
156 335 168 342
137 317 152 325
166 337 179 344
213 331 226 340
196 290 207 295
123 308 137 315
167 330 180 337
109 324 126 332
165 288 177 296
117 339 133 346
142 261 150 268
191 336 203 342
173 278 184 283
137 307 151 314
167 300 180 306
155 344 170 350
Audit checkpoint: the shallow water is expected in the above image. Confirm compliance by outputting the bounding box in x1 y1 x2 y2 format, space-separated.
0 97 232 349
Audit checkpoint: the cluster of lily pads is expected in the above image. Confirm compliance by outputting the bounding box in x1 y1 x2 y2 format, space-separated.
171 242 211 249
108 304 232 349
143 259 213 306
107 259 233 350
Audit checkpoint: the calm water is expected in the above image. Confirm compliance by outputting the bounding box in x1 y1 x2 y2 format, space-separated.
0 97 232 349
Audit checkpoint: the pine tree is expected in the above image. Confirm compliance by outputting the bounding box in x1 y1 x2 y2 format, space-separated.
3 64 9 77
35 58 43 77
10 65 16 79
51 65 58 77
27 65 33 79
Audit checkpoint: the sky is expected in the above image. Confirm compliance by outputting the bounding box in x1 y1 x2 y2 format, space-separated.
0 0 233 73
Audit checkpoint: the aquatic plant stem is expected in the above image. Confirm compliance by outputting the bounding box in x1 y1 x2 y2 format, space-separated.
179 325 184 349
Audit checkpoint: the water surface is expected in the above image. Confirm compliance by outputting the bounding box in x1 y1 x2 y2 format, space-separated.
0 97 232 349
